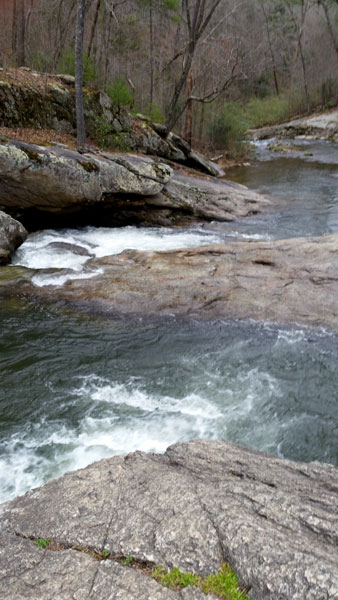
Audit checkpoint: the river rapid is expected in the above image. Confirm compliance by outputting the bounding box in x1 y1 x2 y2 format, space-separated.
1 138 338 503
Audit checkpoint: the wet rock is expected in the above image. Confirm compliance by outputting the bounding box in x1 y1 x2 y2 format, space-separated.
47 242 94 257
3 234 338 329
0 440 337 599
0 210 27 265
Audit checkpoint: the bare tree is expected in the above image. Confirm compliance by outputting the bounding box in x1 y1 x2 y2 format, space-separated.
12 0 26 66
75 0 86 148
163 0 244 136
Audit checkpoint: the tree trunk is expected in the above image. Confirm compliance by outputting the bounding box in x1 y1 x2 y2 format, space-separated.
75 0 86 149
258 0 279 96
149 0 154 105
183 69 193 146
88 0 101 58
16 0 26 66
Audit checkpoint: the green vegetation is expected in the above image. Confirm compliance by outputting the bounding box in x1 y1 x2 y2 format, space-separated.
152 563 250 599
107 78 132 108
144 103 165 123
123 555 134 565
34 538 50 549
207 101 249 156
57 50 96 86
102 549 110 559
245 96 290 128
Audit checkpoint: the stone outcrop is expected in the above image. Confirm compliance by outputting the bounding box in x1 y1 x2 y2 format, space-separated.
0 440 337 599
0 210 27 264
251 109 338 141
2 233 338 329
0 69 222 176
0 139 269 227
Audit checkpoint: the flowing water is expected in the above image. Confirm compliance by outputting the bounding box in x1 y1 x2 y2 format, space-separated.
1 138 338 503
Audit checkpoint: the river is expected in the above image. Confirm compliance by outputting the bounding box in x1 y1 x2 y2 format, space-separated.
1 138 338 503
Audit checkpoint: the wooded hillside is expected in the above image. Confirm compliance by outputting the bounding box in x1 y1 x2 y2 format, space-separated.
1 0 337 149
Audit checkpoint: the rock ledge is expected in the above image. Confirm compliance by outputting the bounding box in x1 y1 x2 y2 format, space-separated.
0 440 337 600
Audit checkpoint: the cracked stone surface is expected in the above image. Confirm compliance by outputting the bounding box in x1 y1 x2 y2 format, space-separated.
2 233 338 328
0 440 338 599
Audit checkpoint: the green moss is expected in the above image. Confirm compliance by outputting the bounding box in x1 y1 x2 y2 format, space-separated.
20 147 43 162
78 160 99 173
152 563 250 599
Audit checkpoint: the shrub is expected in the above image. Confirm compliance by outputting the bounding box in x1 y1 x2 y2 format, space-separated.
57 49 96 85
245 96 290 127
144 103 165 123
107 78 132 108
207 101 249 156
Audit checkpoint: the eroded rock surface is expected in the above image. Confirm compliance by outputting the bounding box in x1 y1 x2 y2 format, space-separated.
0 210 27 264
0 140 269 227
2 234 338 329
0 440 337 600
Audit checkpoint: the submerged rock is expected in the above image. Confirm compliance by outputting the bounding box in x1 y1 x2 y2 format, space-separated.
2 234 338 329
0 210 27 264
0 440 337 599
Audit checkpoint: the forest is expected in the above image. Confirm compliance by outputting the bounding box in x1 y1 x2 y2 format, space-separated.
1 0 338 150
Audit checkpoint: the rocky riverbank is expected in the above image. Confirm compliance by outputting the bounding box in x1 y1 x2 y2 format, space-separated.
0 439 337 600
251 108 338 141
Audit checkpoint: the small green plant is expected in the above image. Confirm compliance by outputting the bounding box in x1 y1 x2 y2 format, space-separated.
102 549 110 559
123 555 134 565
202 563 248 600
152 563 250 599
144 103 165 124
107 78 132 108
57 49 96 85
35 538 50 549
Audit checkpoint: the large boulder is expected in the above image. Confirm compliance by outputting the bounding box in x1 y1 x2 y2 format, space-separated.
0 139 269 227
0 440 337 599
0 139 172 211
2 234 338 329
0 210 27 264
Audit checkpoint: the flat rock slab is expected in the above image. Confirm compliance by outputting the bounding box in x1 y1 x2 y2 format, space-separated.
2 233 338 329
251 109 338 140
0 440 337 599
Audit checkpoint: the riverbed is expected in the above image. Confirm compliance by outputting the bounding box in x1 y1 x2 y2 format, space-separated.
1 138 338 503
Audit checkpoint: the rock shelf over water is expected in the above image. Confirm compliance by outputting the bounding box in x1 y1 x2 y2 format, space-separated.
0 440 337 599
3 233 338 329
0 139 269 228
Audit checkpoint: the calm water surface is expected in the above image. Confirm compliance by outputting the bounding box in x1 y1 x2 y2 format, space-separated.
1 139 338 503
